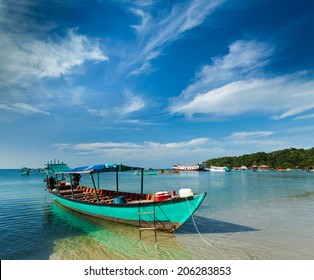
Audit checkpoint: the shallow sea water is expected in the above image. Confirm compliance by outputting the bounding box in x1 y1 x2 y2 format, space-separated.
1 169 313 260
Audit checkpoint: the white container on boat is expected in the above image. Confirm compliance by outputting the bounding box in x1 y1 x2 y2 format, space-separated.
179 188 193 198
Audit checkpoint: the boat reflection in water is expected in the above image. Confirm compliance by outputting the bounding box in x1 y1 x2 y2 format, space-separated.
48 202 192 260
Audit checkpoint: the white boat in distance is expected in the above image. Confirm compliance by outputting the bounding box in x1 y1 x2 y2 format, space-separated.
173 163 205 171
208 166 230 172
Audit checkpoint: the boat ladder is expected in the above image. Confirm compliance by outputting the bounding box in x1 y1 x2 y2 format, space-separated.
138 200 165 242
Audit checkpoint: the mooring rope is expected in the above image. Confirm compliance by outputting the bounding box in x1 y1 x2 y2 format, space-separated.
185 197 212 247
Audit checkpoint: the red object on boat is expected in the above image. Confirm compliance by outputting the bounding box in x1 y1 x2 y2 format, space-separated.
155 191 171 201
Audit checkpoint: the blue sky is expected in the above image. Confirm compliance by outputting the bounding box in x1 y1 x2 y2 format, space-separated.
0 0 313 168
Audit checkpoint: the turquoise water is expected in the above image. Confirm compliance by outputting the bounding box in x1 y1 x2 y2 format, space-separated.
1 169 314 260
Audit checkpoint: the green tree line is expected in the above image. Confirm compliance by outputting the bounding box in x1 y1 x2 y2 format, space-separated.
204 147 314 169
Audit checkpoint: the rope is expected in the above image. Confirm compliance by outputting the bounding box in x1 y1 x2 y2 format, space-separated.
185 197 212 247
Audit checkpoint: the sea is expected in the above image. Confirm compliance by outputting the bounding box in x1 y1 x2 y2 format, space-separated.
1 169 314 260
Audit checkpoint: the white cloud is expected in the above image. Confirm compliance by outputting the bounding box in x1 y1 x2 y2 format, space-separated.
55 142 142 151
0 1 109 117
130 8 151 34
119 90 146 114
87 108 109 118
52 131 312 167
53 137 220 166
0 29 108 86
0 102 50 115
87 89 146 119
294 113 314 120
144 137 209 149
224 130 294 156
226 130 279 149
68 87 86 106
125 0 225 75
228 131 274 141
170 75 314 119
169 38 314 120
0 0 108 87
175 40 273 102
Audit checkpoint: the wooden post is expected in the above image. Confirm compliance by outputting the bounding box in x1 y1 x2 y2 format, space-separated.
69 174 74 199
141 168 144 194
90 173 100 202
56 174 60 194
116 168 119 192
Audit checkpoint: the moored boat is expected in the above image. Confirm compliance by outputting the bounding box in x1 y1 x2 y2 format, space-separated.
21 167 30 176
208 166 230 172
45 161 206 232
158 169 180 174
134 168 158 175
172 163 205 171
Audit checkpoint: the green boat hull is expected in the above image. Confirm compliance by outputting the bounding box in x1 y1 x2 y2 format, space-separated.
134 171 158 175
53 192 207 232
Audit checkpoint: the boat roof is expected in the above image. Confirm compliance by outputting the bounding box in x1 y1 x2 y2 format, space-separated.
46 163 71 173
55 163 139 174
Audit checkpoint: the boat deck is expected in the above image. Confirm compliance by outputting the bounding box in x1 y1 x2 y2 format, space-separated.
56 185 157 205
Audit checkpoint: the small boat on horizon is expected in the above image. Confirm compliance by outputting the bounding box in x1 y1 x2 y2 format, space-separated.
21 167 30 176
172 163 205 171
134 168 158 175
158 169 180 174
45 161 207 232
206 166 231 172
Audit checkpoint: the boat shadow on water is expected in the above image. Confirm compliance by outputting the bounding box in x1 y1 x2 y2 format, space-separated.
177 215 259 234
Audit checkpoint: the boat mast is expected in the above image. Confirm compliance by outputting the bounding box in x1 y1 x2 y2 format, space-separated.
69 174 74 199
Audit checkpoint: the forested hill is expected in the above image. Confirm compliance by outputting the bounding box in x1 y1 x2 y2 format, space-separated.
204 147 314 169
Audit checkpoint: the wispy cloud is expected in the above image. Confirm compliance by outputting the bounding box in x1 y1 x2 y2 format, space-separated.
178 40 273 101
124 0 225 75
226 130 277 148
87 89 146 121
0 102 50 115
119 90 146 114
0 0 108 88
130 7 151 34
144 137 209 148
53 137 221 166
55 142 142 151
0 0 109 118
0 29 108 86
52 132 300 167
228 131 274 141
169 39 314 120
294 113 314 120
170 75 314 118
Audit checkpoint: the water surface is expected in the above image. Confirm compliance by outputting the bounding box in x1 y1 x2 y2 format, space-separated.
1 169 313 259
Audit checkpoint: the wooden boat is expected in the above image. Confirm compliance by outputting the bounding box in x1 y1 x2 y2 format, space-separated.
45 161 207 232
134 168 158 175
158 169 180 174
21 167 30 175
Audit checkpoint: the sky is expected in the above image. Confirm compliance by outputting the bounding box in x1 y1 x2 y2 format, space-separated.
0 0 313 168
